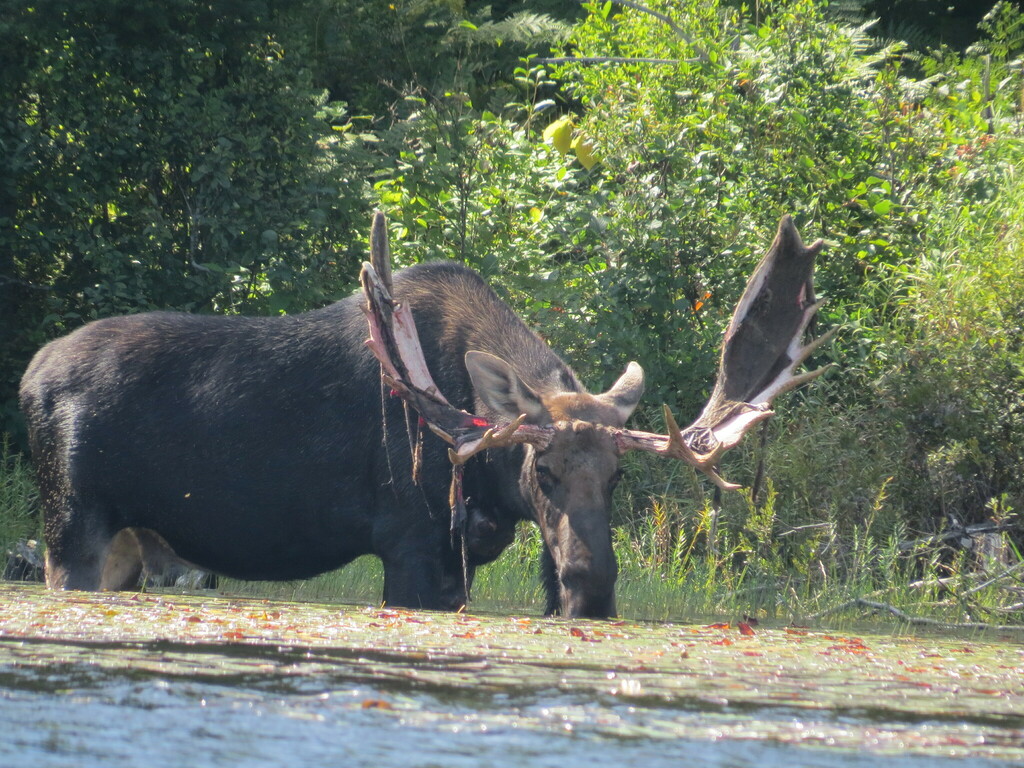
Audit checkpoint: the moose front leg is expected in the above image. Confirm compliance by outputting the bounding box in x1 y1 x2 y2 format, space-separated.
540 544 560 616
376 517 472 610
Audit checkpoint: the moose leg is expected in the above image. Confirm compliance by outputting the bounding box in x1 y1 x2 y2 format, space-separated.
380 528 473 611
42 502 113 591
381 548 448 610
100 528 215 590
100 529 144 589
132 528 215 589
540 544 560 616
375 502 469 610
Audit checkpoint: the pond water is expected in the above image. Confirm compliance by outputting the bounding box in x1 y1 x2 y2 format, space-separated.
1 584 1022 768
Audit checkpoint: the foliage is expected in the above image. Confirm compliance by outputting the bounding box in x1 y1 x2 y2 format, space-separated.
0 435 39 557
303 0 577 118
870 170 1024 532
0 0 373 441
370 0 1020 415
860 0 1001 51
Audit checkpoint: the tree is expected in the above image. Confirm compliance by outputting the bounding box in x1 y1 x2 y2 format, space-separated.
0 0 369 442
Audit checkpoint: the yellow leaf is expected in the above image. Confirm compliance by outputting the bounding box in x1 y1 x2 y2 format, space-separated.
543 116 574 156
572 135 599 170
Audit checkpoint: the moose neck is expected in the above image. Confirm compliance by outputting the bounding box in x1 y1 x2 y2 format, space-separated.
394 263 582 406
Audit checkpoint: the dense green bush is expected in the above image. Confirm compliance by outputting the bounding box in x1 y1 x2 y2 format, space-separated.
0 0 373 441
373 0 1015 413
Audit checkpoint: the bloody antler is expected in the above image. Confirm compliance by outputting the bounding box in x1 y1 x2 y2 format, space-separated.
361 212 556 595
360 212 554 465
613 215 836 489
362 212 832 491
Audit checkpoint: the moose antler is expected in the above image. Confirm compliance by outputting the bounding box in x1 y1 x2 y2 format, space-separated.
613 214 836 489
362 212 834 491
360 212 554 465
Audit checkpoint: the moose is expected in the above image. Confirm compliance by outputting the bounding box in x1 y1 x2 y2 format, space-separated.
20 212 831 617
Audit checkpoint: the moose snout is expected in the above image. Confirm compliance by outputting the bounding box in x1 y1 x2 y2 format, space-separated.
555 520 618 618
559 564 617 618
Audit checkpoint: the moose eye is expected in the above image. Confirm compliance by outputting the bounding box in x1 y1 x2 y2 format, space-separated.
535 464 556 495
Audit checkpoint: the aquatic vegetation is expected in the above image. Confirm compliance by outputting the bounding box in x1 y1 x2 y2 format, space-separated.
1 583 1021 765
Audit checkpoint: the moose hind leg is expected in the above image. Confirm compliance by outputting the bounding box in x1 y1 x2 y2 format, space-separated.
99 529 145 590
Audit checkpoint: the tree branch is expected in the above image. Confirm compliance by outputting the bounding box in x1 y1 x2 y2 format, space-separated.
575 0 712 63
898 521 1018 552
810 597 1023 632
537 56 685 65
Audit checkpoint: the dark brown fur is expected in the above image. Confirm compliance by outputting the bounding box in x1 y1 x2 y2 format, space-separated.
20 261 641 616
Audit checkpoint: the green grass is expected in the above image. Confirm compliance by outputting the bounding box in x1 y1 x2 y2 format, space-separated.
215 514 1021 628
0 435 40 556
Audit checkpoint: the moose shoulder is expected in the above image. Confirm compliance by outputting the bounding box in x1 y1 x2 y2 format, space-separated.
19 258 640 614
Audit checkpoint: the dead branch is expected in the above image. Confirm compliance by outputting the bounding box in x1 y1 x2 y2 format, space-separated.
897 521 1019 552
810 597 1023 632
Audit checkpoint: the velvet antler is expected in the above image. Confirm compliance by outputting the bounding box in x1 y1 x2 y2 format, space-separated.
613 215 835 489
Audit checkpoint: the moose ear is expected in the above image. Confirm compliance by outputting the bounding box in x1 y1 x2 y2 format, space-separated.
596 361 645 425
465 350 550 424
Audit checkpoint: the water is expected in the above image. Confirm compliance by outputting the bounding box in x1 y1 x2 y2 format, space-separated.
1 584 1022 767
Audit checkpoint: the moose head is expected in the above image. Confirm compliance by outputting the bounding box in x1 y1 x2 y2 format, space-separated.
361 213 834 617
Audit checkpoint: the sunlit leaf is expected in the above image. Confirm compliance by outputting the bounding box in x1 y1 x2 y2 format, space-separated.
542 115 574 155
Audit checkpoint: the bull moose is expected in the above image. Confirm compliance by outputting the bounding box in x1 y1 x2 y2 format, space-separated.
20 212 831 617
